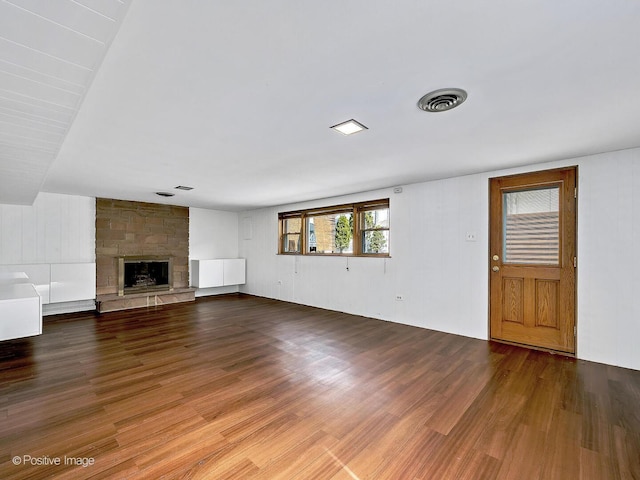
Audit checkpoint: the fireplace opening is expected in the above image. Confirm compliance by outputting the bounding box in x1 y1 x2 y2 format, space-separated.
118 257 173 296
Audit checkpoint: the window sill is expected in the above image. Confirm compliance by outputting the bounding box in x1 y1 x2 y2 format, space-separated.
277 253 390 258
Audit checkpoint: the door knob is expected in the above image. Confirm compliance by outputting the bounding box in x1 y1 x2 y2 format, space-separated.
492 266 500 272
492 255 499 261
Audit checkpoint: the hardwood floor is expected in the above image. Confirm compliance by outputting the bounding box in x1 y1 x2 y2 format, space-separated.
1 294 639 479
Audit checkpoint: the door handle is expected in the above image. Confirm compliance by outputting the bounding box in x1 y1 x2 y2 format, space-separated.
492 266 500 272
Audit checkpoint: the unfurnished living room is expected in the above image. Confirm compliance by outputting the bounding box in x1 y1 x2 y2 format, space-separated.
0 1 639 479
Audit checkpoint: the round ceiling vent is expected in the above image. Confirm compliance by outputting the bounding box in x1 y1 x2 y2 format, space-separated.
417 88 467 112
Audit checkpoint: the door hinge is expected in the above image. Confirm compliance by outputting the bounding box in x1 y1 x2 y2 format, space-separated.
574 326 577 336
573 257 577 268
574 187 577 199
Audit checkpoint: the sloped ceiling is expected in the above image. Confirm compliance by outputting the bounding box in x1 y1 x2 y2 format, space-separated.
0 0 131 205
2 0 640 209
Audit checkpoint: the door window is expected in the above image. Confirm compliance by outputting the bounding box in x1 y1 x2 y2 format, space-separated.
502 187 560 265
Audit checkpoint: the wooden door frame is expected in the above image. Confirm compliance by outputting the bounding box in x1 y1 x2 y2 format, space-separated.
488 166 578 355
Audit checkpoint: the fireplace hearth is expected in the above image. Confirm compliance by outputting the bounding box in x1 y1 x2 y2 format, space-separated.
118 257 173 296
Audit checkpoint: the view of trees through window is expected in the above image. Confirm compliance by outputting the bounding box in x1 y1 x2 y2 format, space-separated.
362 208 389 254
307 212 352 254
335 215 352 253
279 199 389 256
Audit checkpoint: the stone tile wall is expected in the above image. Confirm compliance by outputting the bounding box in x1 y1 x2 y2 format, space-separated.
96 199 189 296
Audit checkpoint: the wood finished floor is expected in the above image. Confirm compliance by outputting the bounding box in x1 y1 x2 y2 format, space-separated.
0 294 639 479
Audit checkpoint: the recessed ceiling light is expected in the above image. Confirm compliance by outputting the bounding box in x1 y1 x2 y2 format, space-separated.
174 186 194 191
155 192 175 197
330 119 368 136
417 88 467 112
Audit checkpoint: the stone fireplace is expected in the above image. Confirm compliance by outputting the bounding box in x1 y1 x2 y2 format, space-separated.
95 198 194 313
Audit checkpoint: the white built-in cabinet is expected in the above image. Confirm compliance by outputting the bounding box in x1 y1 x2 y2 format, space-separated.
191 259 246 288
0 263 96 341
2 264 50 303
0 283 42 340
50 263 96 303
0 263 96 305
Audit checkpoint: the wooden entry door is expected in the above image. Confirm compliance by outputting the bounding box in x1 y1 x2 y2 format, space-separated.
489 167 577 353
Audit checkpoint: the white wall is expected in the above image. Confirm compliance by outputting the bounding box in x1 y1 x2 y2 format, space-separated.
189 207 240 296
577 151 640 369
239 147 640 371
0 192 95 264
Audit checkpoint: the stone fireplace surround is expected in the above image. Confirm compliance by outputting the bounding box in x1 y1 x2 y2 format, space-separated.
95 198 194 313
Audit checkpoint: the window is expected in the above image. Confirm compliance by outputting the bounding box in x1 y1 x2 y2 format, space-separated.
280 214 302 253
278 199 389 256
306 209 353 254
503 187 559 264
358 201 389 255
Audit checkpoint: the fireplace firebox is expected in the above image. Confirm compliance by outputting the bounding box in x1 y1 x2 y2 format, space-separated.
118 256 173 296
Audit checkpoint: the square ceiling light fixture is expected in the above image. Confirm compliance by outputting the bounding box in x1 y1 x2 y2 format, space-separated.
330 119 368 136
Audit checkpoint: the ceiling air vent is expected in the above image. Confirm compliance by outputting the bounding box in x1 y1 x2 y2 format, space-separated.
417 88 467 112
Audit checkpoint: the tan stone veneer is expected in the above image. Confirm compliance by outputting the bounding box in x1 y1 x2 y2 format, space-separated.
95 199 192 311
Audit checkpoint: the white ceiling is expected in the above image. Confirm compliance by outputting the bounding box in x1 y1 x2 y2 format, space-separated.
2 0 640 210
0 0 131 205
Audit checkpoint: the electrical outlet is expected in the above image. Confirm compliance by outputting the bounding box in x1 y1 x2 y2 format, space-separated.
465 232 477 242
395 294 404 301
